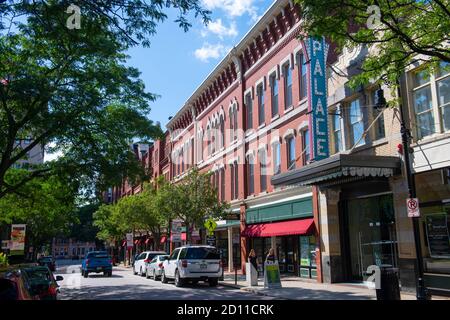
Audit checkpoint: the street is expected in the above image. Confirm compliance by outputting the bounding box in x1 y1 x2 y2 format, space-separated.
55 263 276 300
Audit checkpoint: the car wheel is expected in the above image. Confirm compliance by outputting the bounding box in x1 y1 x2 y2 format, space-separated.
208 278 218 287
83 272 88 278
174 270 184 287
146 268 150 279
108 271 112 277
152 270 157 281
81 270 84 277
161 271 168 283
133 267 137 275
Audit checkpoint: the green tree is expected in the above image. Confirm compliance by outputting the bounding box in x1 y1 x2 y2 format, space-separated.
158 168 229 244
69 203 100 243
294 0 450 87
0 0 210 198
0 170 77 258
93 204 123 245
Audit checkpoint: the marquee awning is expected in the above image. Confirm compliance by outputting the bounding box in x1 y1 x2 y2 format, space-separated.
242 218 315 238
271 154 401 187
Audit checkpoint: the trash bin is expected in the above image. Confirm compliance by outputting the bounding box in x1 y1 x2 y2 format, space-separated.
376 266 401 300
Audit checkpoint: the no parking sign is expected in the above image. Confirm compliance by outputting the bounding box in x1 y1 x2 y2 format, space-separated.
407 198 420 218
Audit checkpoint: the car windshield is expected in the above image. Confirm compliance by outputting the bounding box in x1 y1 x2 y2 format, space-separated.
25 269 51 282
185 248 220 260
88 252 108 259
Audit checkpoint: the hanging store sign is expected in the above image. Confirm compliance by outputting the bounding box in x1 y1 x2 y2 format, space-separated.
306 36 329 161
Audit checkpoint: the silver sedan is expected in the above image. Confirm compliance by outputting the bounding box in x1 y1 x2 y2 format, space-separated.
145 255 169 280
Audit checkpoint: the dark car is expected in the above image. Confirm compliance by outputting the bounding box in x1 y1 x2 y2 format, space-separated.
0 267 40 300
23 266 63 300
38 256 56 272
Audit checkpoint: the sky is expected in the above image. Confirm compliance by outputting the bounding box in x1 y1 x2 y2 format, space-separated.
45 0 275 162
126 0 275 131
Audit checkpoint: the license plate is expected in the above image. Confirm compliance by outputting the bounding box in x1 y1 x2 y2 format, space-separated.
200 264 207 269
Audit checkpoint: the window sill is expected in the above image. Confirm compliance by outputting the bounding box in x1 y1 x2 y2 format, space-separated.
411 131 450 148
271 114 280 122
284 105 294 113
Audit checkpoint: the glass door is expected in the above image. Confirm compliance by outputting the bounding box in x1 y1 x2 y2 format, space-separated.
346 194 398 281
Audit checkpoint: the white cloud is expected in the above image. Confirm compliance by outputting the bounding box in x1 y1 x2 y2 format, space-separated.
204 19 238 39
194 43 231 62
202 0 258 19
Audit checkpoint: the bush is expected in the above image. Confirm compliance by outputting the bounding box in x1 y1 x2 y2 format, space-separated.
0 253 8 267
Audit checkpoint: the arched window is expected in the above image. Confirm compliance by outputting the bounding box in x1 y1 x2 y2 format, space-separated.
247 154 255 195
259 148 267 192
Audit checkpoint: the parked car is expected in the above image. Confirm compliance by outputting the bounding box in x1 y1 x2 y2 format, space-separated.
81 251 112 278
23 265 63 300
145 255 169 280
161 245 222 287
0 267 40 300
37 256 55 272
133 251 167 276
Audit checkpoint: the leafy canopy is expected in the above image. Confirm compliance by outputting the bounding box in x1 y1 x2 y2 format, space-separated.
295 0 450 87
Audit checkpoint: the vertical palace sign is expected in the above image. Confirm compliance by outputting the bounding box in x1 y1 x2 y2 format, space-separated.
306 36 329 161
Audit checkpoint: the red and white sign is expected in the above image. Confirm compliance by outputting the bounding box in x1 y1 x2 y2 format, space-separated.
407 198 420 218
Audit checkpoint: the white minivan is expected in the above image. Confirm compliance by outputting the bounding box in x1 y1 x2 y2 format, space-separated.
133 251 167 276
161 245 222 287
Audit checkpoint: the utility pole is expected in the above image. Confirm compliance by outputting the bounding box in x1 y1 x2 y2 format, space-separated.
394 82 429 300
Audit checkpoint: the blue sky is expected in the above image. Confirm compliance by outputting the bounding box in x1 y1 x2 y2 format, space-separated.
126 0 275 131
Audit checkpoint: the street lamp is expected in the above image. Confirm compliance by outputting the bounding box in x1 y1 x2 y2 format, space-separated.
377 86 429 300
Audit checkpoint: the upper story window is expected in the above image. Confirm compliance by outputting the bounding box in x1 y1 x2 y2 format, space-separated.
258 148 267 192
283 63 293 108
349 98 365 147
302 129 310 165
270 74 279 117
245 92 253 130
272 141 281 175
412 62 450 139
370 91 386 140
247 154 255 196
257 84 265 126
331 106 344 154
286 136 296 170
220 168 225 202
296 52 308 100
220 117 225 148
230 162 239 200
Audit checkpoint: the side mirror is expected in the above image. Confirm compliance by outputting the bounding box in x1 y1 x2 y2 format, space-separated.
56 275 64 281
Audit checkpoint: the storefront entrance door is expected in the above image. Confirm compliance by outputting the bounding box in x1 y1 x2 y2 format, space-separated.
344 194 398 281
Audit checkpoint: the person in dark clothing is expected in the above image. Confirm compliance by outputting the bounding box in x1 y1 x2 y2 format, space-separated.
248 249 258 271
265 248 276 263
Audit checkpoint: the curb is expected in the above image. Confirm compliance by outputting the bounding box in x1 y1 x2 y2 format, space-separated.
220 282 243 289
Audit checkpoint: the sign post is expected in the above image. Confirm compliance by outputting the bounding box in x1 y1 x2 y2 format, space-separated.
10 224 26 256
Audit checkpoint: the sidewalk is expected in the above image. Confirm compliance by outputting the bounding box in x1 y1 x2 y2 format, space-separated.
220 273 449 300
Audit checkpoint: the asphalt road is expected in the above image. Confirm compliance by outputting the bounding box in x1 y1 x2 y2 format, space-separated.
55 263 276 300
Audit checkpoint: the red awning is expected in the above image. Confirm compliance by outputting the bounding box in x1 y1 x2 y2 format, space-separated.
160 236 167 244
242 218 315 238
170 232 186 242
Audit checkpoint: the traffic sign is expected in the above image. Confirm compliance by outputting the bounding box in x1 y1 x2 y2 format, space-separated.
206 235 216 246
407 198 420 218
204 218 217 236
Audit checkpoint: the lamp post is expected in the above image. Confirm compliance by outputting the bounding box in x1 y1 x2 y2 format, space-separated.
375 86 429 300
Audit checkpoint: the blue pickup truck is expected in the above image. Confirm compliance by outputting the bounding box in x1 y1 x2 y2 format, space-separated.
81 251 112 278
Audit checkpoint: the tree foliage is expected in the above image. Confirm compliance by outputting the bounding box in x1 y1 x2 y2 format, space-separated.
0 170 78 254
295 0 450 87
93 169 228 246
0 0 211 198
